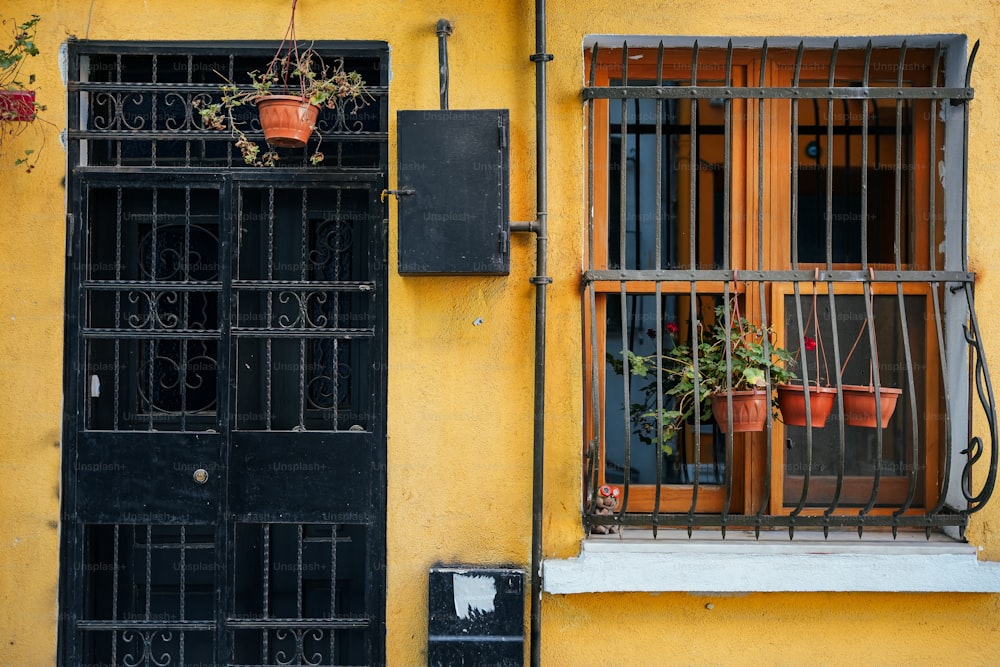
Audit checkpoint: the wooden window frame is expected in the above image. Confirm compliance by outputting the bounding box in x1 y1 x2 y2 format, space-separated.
584 43 948 520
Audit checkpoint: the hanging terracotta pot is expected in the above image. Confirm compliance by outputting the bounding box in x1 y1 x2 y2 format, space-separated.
0 90 37 122
256 95 319 148
842 384 902 428
711 390 769 433
776 383 837 427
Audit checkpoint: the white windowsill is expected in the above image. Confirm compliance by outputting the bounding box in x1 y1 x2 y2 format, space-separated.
543 529 1000 594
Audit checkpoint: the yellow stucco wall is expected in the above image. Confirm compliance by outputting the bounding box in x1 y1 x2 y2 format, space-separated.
3 0 1000 665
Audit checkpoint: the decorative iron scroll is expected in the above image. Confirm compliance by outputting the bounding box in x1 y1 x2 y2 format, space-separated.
962 283 999 514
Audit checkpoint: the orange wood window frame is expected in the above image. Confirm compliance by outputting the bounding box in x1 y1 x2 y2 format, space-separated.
584 45 943 516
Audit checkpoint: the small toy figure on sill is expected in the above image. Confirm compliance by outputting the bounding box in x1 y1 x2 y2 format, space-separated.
590 485 621 535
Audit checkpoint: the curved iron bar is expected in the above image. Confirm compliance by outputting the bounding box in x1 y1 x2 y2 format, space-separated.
822 287 847 529
787 43 836 533
961 283 998 513
613 43 633 528
583 45 601 528
650 40 666 537
722 40 737 536
722 37 753 539
891 283 921 524
924 44 955 529
858 42 908 527
121 630 173 667
886 42 924 529
684 41 702 535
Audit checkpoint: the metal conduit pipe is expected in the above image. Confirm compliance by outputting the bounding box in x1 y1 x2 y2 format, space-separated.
431 10 547 659
526 0 551 664
436 19 453 110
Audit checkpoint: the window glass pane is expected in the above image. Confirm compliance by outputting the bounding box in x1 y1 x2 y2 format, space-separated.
604 293 726 485
607 91 726 271
781 293 929 506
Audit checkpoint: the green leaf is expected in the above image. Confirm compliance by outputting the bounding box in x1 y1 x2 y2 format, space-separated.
743 367 766 387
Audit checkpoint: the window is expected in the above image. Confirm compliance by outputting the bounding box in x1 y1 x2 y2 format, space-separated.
583 38 997 537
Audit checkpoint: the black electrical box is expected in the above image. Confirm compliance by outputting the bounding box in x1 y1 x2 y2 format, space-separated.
396 109 510 275
427 566 525 666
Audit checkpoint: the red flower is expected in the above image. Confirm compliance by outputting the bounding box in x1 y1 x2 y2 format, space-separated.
804 336 817 352
665 322 680 337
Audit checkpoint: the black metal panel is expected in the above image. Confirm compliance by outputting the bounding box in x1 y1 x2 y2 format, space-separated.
228 433 373 522
427 567 525 666
397 109 510 275
76 433 219 523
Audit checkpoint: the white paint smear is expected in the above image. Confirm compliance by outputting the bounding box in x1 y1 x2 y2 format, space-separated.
452 574 496 620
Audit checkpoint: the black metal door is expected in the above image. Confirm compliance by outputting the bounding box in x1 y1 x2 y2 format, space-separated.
62 174 387 665
60 43 388 665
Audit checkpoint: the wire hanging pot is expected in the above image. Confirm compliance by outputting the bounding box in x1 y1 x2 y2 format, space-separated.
256 95 319 148
776 271 837 427
839 271 901 428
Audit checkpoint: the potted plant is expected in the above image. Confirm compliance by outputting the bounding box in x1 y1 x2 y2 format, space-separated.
194 0 371 167
609 297 796 452
0 13 47 172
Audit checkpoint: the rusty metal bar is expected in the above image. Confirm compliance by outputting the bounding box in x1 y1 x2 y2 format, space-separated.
687 41 704 525
652 41 666 532
583 269 974 283
584 86 974 100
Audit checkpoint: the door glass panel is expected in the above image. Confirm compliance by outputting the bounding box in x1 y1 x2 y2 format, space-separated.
85 185 222 432
80 524 217 664
233 186 376 432
230 523 370 665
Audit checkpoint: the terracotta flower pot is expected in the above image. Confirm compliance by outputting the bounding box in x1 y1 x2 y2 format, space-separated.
0 89 37 122
256 95 319 148
711 390 769 433
842 385 902 428
776 384 837 427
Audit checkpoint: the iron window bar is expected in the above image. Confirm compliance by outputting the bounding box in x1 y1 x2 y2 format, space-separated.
583 39 998 539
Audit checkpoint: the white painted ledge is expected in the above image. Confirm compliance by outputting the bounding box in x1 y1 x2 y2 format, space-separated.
543 530 1000 594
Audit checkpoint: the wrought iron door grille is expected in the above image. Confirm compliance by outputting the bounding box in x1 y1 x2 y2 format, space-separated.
84 184 224 431
582 38 999 538
229 523 371 666
232 184 377 433
81 181 378 434
78 524 217 664
77 522 372 665
69 47 387 170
